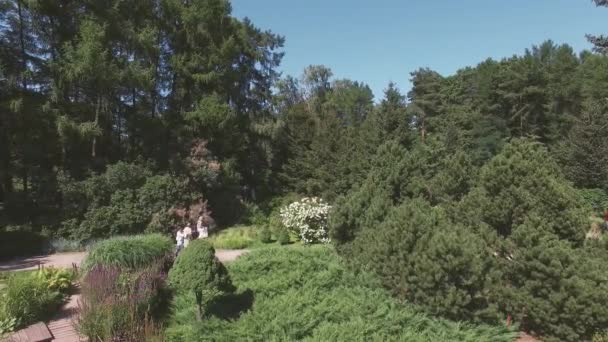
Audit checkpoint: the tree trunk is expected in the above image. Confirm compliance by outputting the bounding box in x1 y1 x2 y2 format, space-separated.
92 97 101 158
17 0 27 91
0 116 12 198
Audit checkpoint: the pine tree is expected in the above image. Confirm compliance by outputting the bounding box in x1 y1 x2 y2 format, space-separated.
408 68 443 143
587 0 608 55
556 100 608 189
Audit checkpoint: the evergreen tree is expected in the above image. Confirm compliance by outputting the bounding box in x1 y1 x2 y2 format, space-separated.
556 100 608 189
587 0 608 55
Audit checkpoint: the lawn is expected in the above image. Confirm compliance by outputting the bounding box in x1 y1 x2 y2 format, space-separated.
208 225 298 250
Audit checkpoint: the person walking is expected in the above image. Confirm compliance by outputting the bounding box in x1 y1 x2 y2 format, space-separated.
603 208 608 232
183 223 193 247
175 226 184 256
196 215 209 239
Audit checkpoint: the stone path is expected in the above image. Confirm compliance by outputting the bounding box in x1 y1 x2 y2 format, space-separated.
2 249 250 342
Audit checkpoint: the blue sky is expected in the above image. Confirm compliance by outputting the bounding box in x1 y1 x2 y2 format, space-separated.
231 0 607 101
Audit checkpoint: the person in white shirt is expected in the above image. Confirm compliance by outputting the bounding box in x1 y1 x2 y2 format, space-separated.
175 227 184 256
183 224 193 247
196 215 208 239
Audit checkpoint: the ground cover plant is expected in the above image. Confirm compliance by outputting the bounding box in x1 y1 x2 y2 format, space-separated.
0 268 75 334
207 225 260 250
164 246 517 342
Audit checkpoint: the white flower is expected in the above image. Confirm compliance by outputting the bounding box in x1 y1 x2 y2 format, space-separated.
280 197 331 244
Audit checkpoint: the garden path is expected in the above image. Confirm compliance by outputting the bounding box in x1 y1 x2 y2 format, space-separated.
0 249 250 272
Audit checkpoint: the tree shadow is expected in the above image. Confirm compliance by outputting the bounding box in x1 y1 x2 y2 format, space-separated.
208 289 254 320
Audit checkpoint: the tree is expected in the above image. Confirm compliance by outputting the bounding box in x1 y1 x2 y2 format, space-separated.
457 139 588 244
587 0 608 55
556 100 608 189
325 79 373 126
408 68 443 143
168 240 234 320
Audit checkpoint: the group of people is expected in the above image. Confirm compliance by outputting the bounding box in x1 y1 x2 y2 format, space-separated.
175 215 209 255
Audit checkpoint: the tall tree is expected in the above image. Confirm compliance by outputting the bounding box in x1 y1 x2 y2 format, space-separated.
408 68 443 143
587 0 608 55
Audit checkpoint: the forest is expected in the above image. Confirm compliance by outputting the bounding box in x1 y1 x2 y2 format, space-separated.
1 0 608 341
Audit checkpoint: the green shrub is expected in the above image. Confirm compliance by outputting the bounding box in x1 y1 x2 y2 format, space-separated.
0 315 17 335
168 240 234 320
496 223 608 342
345 199 502 323
36 267 76 292
1 271 65 329
456 139 588 244
578 188 608 215
331 140 603 341
208 226 257 249
277 229 290 245
241 202 268 226
165 247 517 341
83 234 173 271
258 228 272 243
0 230 48 260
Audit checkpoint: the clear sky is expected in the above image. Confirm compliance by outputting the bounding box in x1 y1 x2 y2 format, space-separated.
231 0 607 101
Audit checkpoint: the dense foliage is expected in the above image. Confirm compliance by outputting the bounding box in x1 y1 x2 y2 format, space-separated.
168 240 234 319
83 234 173 271
280 197 331 244
2 0 608 340
331 139 608 341
165 247 517 342
0 268 75 333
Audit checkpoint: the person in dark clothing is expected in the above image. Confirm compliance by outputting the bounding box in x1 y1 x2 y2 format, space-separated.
604 208 608 232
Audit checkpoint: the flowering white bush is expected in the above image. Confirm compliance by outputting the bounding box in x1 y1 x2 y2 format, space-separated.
280 197 332 244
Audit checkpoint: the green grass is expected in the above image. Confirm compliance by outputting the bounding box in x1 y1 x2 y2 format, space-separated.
208 225 301 250
165 246 517 341
83 234 173 271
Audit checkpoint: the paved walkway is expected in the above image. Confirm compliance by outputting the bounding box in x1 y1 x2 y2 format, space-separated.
0 249 249 272
2 249 250 342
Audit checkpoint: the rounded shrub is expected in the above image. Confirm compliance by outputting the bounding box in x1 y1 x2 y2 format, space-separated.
1 272 64 328
277 230 290 245
280 197 331 244
168 240 234 319
259 228 272 243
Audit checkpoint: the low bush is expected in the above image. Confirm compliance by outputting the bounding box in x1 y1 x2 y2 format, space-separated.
165 247 517 341
83 234 173 272
578 188 608 216
277 229 290 245
78 264 167 341
280 197 331 244
258 228 272 243
208 226 258 250
168 240 234 320
0 268 74 331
